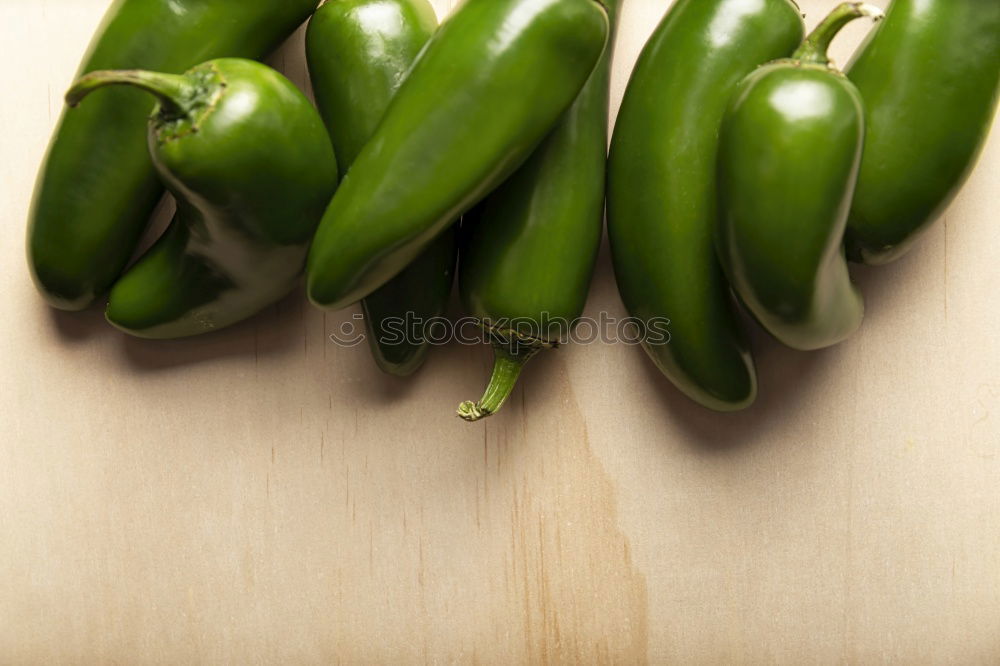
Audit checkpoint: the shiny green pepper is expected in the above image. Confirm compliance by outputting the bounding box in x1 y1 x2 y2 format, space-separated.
456 0 620 421
846 0 1000 264
27 0 320 311
306 0 610 312
715 3 877 351
607 0 804 411
306 0 457 377
66 59 337 338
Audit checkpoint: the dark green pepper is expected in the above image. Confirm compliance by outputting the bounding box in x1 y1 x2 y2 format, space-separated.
715 3 877 351
606 0 804 411
65 59 337 338
306 0 610 312
27 0 321 311
306 0 457 377
455 0 619 422
846 0 1000 264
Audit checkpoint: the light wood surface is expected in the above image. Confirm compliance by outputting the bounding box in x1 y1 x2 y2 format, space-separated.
2 0 998 663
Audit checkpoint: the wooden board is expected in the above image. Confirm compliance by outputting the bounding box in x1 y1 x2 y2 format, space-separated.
1 0 998 662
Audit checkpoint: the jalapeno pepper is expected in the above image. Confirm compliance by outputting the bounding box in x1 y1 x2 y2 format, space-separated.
306 0 457 377
454 1 619 421
27 0 321 311
606 0 804 411
65 59 337 338
306 0 610 312
846 0 1000 264
715 3 879 351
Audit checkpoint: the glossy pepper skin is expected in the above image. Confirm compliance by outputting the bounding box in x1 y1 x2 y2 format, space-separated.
606 0 803 412
455 1 619 422
306 0 457 377
27 0 321 311
715 3 877 352
306 0 610 312
845 0 1000 264
66 59 337 338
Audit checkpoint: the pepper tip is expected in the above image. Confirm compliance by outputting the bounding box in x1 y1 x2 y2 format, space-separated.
855 2 885 21
457 401 490 422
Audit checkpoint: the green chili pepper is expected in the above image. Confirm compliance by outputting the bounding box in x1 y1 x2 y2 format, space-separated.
606 0 804 412
306 0 610 312
846 0 1000 264
65 59 337 338
455 1 619 422
27 0 321 311
306 0 457 377
715 3 879 352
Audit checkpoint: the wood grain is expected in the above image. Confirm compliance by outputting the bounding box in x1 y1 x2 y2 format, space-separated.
1 1 998 663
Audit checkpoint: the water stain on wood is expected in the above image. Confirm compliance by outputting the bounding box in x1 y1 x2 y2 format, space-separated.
477 357 650 664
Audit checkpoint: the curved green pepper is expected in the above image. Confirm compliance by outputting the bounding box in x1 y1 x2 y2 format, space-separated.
66 59 337 338
306 0 609 312
306 0 457 377
606 0 803 412
846 0 1000 264
454 1 619 421
27 0 321 311
715 3 877 351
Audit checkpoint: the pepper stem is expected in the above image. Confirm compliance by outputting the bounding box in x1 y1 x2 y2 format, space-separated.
457 335 545 422
66 69 195 118
793 2 883 66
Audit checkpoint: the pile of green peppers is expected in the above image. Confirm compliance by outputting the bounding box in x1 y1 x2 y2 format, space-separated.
27 0 999 418
610 0 998 411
